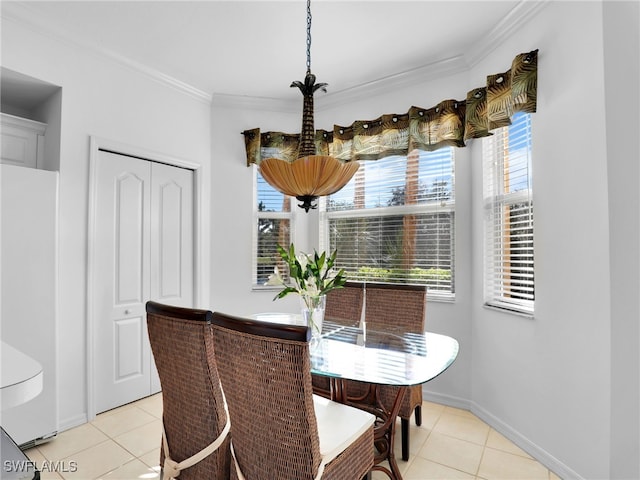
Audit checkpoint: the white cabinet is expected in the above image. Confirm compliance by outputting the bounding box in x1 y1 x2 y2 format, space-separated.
1 164 58 446
1 113 46 169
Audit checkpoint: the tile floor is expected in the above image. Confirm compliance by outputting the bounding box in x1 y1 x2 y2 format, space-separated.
24 394 561 480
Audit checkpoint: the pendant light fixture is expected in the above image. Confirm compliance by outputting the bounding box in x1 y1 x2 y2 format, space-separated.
258 0 359 212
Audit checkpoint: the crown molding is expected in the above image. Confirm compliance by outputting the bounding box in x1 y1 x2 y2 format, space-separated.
1 2 212 104
211 93 298 113
316 55 468 111
464 0 550 67
212 0 547 112
211 54 468 113
2 0 548 111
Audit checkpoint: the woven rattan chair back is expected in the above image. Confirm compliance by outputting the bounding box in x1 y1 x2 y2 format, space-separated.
146 301 231 479
324 281 364 327
210 312 323 480
312 282 365 398
364 282 427 333
210 312 373 480
359 283 427 461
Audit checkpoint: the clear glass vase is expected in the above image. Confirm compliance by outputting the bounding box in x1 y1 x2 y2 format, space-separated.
300 294 326 349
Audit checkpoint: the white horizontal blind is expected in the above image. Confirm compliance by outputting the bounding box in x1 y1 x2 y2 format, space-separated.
482 112 534 314
320 148 455 297
254 166 291 286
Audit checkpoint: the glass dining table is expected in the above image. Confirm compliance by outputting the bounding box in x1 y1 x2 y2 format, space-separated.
249 313 459 480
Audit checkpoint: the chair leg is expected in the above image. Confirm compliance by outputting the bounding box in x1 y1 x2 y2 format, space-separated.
414 404 422 426
401 417 410 461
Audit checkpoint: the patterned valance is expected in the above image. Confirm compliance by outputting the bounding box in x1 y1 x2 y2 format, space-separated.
243 49 538 166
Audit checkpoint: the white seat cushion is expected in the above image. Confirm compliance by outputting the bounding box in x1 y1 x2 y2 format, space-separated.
312 394 375 464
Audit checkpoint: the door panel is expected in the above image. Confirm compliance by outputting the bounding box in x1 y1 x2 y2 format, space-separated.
94 151 194 411
115 172 146 305
151 162 193 307
95 151 150 413
114 316 144 380
149 163 193 393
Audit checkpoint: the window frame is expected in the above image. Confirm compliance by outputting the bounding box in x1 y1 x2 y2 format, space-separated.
252 164 295 289
319 148 456 302
482 112 535 316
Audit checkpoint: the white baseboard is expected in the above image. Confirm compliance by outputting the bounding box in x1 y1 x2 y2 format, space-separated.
423 389 583 480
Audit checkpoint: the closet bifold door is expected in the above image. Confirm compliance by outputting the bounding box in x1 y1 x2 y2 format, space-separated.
93 150 194 413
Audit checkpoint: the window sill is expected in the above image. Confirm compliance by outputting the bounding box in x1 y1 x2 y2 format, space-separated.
483 302 534 319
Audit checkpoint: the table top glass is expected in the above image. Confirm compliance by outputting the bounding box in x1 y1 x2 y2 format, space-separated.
249 313 459 388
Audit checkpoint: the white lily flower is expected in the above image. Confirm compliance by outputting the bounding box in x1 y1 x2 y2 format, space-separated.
265 266 284 286
297 253 309 271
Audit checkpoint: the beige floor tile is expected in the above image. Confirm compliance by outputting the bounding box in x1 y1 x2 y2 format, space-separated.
36 423 109 462
418 431 484 475
91 406 157 438
59 440 134 480
134 394 163 419
486 429 533 459
444 405 480 420
138 449 161 470
113 419 162 457
405 457 476 479
395 420 430 461
97 458 160 479
433 412 491 446
419 401 446 429
477 447 549 480
21 448 64 479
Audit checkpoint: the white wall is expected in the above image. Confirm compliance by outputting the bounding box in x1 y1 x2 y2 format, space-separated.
603 2 640 479
469 2 624 479
209 100 306 316
1 17 212 430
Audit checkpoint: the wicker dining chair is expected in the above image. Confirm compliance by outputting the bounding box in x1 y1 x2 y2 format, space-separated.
146 301 231 480
324 281 365 327
363 282 427 461
210 311 375 480
312 282 365 398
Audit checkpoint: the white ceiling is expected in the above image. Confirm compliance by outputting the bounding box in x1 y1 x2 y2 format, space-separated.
2 1 529 102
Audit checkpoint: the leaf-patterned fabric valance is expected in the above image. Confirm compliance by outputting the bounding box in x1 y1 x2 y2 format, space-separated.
243 49 538 166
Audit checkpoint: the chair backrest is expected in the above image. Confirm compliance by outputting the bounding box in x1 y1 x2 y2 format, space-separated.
210 311 323 480
364 282 427 333
324 281 364 326
146 301 230 479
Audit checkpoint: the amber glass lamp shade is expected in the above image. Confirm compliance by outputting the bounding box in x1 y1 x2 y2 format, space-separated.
260 155 359 212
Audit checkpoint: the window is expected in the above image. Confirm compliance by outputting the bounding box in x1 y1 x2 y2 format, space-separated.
320 148 455 298
482 112 534 315
254 166 292 286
